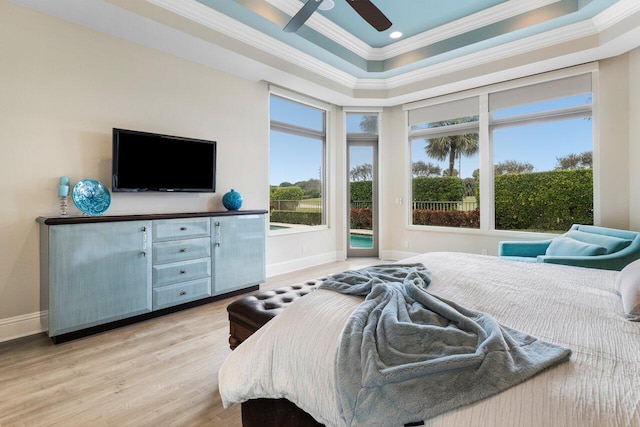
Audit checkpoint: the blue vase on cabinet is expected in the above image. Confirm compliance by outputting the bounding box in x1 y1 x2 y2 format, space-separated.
222 189 243 210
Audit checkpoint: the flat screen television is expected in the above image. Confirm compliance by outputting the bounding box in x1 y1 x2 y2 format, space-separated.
112 128 216 193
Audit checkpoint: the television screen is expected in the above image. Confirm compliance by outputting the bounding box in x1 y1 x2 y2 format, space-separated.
112 128 216 192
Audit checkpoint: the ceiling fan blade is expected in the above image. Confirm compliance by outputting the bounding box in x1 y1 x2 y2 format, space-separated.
346 0 392 32
283 0 324 33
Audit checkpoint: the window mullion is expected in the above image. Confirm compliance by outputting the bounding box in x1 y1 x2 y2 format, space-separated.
271 120 324 140
490 105 592 129
409 121 478 139
478 94 493 231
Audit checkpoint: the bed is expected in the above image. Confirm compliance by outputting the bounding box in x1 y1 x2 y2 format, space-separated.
218 252 640 426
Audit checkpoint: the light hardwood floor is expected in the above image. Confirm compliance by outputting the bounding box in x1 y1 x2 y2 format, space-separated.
0 258 384 427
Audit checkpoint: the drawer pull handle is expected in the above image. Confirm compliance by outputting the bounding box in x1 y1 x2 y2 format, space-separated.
180 227 187 231
141 227 147 257
180 269 187 274
180 248 187 253
179 291 187 296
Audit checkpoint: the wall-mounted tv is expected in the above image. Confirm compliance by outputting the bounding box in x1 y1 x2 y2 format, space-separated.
112 128 216 193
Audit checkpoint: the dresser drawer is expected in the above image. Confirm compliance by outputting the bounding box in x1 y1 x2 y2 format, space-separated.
153 218 210 242
153 278 211 310
153 238 211 265
153 258 211 287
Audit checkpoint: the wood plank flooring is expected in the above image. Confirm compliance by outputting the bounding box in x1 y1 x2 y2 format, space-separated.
0 258 383 427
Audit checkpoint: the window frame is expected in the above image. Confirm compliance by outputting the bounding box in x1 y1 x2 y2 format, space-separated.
268 87 331 236
345 111 380 257
403 64 597 236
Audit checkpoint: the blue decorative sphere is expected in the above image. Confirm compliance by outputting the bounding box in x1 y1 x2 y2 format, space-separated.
222 189 243 210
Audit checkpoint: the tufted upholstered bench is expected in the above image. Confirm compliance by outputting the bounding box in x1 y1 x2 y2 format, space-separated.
227 279 326 426
227 279 322 350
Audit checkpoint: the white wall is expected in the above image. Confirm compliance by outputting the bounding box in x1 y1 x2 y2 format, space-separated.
0 1 273 339
629 47 640 231
597 54 631 229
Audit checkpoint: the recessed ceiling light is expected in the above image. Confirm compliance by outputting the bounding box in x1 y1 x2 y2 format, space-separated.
389 31 403 39
318 0 335 11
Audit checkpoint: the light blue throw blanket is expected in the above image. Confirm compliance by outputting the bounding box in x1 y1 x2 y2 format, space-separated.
319 263 571 427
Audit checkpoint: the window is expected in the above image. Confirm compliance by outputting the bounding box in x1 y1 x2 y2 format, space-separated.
490 75 593 233
408 98 480 228
269 93 327 231
406 72 593 233
347 112 379 254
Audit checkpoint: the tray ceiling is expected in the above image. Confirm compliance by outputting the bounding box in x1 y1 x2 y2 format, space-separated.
10 0 640 104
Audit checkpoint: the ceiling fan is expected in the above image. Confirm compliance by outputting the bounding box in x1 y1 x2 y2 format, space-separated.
283 0 392 33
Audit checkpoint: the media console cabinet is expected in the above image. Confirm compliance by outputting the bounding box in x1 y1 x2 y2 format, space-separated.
37 210 267 343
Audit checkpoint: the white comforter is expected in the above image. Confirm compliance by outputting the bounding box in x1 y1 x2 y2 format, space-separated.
218 252 640 427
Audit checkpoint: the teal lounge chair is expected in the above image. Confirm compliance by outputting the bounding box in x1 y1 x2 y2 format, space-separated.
498 224 640 271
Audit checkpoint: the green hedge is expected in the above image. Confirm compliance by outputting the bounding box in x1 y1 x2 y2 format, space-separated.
495 169 593 231
413 209 480 228
351 208 372 229
271 207 372 229
271 186 303 201
270 210 322 226
351 177 468 203
413 177 465 202
350 181 372 201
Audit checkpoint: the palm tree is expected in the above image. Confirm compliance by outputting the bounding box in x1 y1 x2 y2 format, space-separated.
425 118 479 177
359 115 378 133
350 163 373 181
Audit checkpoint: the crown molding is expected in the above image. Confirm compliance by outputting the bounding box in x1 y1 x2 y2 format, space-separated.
149 0 639 94
355 19 598 91
267 0 562 61
148 0 358 88
151 0 585 88
13 0 639 106
592 0 640 30
265 0 373 58
375 0 562 60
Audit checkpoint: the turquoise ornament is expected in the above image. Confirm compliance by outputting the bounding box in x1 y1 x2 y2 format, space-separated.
222 189 243 210
72 179 111 216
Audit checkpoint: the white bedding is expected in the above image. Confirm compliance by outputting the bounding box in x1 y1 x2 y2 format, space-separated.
218 253 640 427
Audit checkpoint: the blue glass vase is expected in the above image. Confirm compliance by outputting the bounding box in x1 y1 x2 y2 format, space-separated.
222 189 243 210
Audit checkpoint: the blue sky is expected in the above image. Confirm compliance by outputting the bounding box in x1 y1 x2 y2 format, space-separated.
412 117 592 179
270 96 324 186
270 94 592 185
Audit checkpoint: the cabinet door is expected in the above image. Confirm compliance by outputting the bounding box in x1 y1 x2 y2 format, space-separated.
211 215 265 295
48 221 152 336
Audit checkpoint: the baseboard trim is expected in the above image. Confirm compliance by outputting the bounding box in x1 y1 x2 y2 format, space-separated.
0 311 47 344
266 252 340 277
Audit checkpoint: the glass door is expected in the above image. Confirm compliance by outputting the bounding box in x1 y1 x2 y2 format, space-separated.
347 113 378 257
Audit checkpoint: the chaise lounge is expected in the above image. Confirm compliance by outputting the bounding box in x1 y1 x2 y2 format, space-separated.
499 224 640 270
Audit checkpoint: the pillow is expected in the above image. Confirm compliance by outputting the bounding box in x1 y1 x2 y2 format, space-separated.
565 230 632 254
615 259 640 321
545 236 607 257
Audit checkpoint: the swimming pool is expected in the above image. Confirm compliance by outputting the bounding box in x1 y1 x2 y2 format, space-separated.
269 225 289 231
271 225 373 248
350 233 373 248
